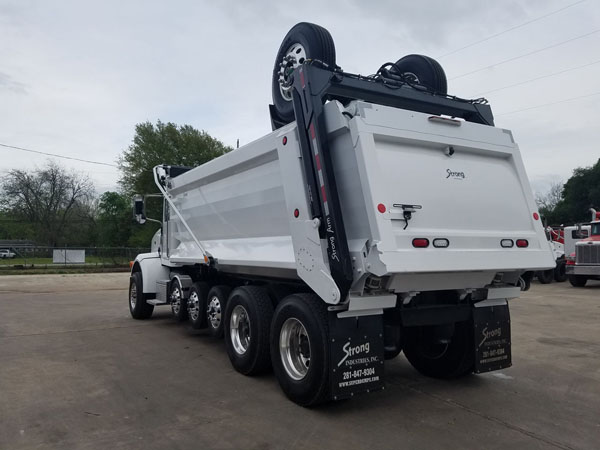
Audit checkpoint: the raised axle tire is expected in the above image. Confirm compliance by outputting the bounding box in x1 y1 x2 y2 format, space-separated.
206 285 231 338
568 275 588 287
272 22 336 125
403 321 474 379
389 54 447 95
224 286 274 375
537 269 554 284
170 278 188 322
129 272 154 320
188 282 209 329
554 261 567 282
270 293 330 406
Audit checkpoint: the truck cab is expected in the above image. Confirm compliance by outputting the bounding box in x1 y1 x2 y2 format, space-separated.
566 209 600 287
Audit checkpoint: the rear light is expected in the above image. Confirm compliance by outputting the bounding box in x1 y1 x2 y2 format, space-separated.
377 203 386 213
533 212 539 220
516 239 529 248
412 238 429 248
500 239 514 248
566 258 575 266
433 238 449 248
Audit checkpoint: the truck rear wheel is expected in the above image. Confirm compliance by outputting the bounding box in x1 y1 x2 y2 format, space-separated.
129 272 154 320
170 278 188 322
569 275 588 287
554 261 567 282
403 321 474 379
536 269 554 284
270 293 330 406
188 282 209 329
224 286 273 375
206 285 231 338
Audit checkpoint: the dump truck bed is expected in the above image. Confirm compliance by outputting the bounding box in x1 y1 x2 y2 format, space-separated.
163 99 553 295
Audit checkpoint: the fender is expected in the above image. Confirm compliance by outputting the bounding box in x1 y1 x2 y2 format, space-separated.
132 252 169 294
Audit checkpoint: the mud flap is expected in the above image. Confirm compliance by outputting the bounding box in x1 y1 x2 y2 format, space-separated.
329 313 385 401
473 302 512 373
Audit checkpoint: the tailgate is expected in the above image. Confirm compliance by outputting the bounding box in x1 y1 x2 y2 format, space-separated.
349 103 554 273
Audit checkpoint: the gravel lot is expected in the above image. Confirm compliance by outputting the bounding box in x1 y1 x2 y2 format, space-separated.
1 273 599 450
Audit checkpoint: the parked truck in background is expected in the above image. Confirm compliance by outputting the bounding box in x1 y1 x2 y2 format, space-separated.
566 209 600 287
128 23 554 405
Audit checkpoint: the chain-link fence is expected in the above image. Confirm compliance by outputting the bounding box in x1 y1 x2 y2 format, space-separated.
0 247 150 272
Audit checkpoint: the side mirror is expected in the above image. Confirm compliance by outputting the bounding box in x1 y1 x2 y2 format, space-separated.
133 194 146 224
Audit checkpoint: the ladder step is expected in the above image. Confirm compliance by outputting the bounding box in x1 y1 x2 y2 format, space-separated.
147 299 168 306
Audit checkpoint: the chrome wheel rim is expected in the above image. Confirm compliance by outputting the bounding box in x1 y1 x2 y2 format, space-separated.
171 286 182 315
278 43 306 101
130 282 137 309
279 318 311 380
207 296 221 329
230 305 251 355
188 291 200 321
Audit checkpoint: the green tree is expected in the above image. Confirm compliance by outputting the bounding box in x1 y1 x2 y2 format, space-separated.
544 159 600 224
118 121 231 197
97 191 132 247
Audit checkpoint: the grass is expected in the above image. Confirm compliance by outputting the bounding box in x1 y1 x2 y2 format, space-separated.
0 256 132 266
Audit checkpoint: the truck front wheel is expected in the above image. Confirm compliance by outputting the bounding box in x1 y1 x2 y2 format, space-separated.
224 286 273 375
403 321 474 379
554 261 567 282
270 294 330 406
568 275 588 287
536 269 554 284
129 272 154 320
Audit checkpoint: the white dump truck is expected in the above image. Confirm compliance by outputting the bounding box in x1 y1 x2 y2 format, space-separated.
129 23 554 405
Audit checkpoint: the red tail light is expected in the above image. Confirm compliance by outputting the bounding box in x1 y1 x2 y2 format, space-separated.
516 239 529 248
412 238 429 248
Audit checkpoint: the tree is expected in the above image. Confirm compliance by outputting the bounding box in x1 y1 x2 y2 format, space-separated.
543 159 600 224
535 181 563 223
118 121 231 197
0 161 95 246
96 191 132 247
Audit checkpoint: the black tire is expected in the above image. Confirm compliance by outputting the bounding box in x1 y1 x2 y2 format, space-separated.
188 282 209 329
129 272 154 320
389 54 447 95
403 321 474 379
384 324 402 360
170 278 188 322
272 22 336 124
554 261 567 282
271 293 330 406
206 285 231 338
569 275 588 287
224 286 274 375
537 269 554 284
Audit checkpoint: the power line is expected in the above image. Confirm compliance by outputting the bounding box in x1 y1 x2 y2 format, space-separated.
437 0 587 59
450 28 600 81
495 91 600 116
0 143 119 168
475 59 600 96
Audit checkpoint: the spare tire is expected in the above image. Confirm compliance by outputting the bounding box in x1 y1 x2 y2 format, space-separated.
389 54 447 95
272 22 336 125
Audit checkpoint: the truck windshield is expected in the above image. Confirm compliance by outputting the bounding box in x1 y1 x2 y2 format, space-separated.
592 223 600 236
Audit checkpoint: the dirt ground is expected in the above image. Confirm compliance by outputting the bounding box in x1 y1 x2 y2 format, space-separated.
1 273 599 450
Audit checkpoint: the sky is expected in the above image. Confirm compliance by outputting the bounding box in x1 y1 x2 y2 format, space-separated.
1 0 599 196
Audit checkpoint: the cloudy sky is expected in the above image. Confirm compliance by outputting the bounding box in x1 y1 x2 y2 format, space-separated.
1 0 599 195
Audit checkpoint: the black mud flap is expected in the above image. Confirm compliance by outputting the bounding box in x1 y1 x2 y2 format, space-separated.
473 302 512 373
329 313 385 401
